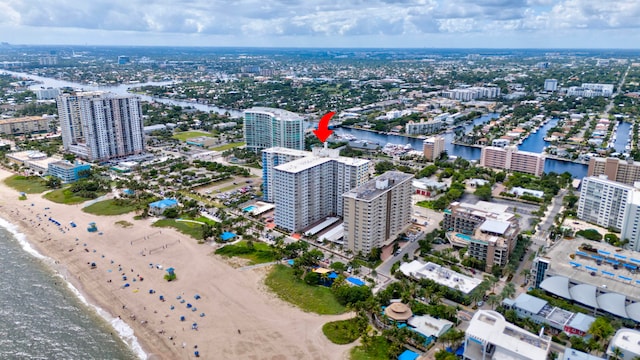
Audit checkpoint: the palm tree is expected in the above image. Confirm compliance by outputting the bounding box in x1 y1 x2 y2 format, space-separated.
501 282 516 300
487 294 501 310
610 347 623 360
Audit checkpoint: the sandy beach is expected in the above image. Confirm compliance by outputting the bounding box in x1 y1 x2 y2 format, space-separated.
0 168 354 360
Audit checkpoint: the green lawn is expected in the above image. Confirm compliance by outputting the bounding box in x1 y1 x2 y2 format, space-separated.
215 240 276 265
322 318 364 344
4 175 49 193
194 216 217 225
265 264 346 315
44 188 103 205
350 336 393 360
152 218 203 240
115 220 134 228
416 200 435 209
172 131 214 141
211 142 245 151
83 199 140 216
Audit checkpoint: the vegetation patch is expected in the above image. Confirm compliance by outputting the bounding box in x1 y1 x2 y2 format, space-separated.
322 317 367 344
172 130 214 141
152 219 204 240
350 336 394 360
83 199 140 216
576 229 603 242
115 220 134 228
265 264 346 315
44 188 102 205
215 240 276 265
4 175 49 194
211 142 245 151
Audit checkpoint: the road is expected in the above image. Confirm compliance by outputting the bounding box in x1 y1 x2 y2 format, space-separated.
605 64 630 114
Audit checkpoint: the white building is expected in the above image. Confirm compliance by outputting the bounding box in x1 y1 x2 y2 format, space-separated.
405 119 444 135
464 310 551 360
566 83 614 98
441 87 501 101
544 79 558 92
607 329 640 360
577 175 633 232
400 260 481 294
272 146 371 232
57 92 144 161
34 88 60 100
343 171 413 253
262 147 309 202
244 107 304 152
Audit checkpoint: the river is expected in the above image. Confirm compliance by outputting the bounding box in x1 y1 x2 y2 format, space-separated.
2 70 243 118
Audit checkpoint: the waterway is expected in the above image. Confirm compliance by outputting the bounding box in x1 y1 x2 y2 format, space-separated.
335 114 591 178
2 70 243 118
613 121 632 154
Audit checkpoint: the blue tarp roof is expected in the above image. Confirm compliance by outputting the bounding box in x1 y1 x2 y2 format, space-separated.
398 350 419 360
346 277 365 286
150 198 178 209
220 232 236 241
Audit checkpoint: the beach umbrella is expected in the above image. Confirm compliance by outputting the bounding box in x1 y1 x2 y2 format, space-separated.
180 316 185 321
124 283 130 288
194 294 201 300
186 303 192 308
199 313 205 317
159 295 164 301
149 289 154 294
194 351 200 357
170 305 174 310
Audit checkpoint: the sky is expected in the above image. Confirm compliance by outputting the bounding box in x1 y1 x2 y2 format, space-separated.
1 0 640 48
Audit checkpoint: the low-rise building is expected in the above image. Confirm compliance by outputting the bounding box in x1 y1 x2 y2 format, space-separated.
464 310 551 360
502 293 595 337
186 136 216 147
149 198 179 216
413 178 447 197
607 329 640 360
0 115 52 135
47 160 91 183
399 260 481 294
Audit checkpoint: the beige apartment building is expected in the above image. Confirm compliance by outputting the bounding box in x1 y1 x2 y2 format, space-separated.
343 171 413 254
480 145 545 176
423 136 445 161
587 157 640 186
0 116 52 135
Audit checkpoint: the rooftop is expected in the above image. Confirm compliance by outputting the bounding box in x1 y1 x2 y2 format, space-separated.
273 147 369 173
400 260 481 294
408 315 453 338
343 171 413 201
244 107 302 121
0 115 50 124
466 310 551 359
479 219 511 235
543 239 640 303
608 329 640 357
262 147 309 157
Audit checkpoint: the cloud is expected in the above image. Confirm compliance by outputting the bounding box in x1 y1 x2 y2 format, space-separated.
0 0 639 47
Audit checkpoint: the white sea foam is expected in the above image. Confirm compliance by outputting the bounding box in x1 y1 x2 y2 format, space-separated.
0 216 147 360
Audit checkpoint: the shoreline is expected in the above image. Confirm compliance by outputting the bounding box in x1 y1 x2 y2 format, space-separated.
0 168 354 360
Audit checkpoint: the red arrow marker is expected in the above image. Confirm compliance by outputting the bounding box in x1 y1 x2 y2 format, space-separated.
313 111 335 142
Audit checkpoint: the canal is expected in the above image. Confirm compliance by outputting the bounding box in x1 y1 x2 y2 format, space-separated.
334 114 590 178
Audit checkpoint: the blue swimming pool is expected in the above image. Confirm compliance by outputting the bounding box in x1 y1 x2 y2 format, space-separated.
243 205 257 212
456 234 472 241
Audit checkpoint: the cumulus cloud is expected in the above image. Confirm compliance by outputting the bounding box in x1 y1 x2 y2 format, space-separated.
0 0 638 46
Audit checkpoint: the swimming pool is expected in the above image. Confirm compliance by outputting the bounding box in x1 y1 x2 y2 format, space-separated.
456 234 472 241
243 205 257 212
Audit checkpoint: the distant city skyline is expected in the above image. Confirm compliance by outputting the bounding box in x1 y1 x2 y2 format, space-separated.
1 0 640 49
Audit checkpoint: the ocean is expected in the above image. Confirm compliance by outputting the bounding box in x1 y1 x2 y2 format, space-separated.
0 217 141 359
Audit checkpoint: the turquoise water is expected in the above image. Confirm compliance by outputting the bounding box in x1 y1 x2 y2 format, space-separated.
456 234 472 241
0 218 139 359
243 205 257 212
